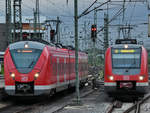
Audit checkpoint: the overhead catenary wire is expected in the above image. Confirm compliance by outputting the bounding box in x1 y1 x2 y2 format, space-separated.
79 0 98 17
3 0 149 46
128 2 136 25
96 7 126 34
78 0 110 19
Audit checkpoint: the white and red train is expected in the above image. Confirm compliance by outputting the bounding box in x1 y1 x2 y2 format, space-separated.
4 41 88 96
104 39 149 97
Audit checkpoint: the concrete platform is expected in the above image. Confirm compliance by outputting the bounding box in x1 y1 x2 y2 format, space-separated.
0 74 4 89
0 79 4 89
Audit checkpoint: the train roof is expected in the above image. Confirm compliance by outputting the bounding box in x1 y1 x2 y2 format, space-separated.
111 44 143 49
9 41 46 50
8 41 88 56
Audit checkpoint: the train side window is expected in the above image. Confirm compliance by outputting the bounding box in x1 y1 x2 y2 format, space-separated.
59 63 60 76
70 62 72 73
70 63 72 73
57 58 59 76
84 63 85 71
66 60 67 74
63 62 64 75
64 59 66 75
52 62 54 75
73 63 75 73
81 62 83 72
56 62 57 76
59 63 61 76
54 62 56 75
61 63 62 76
68 62 69 74
79 63 82 71
61 63 62 75
81 63 82 72
72 63 73 73
62 63 64 75
61 63 63 76
79 63 80 72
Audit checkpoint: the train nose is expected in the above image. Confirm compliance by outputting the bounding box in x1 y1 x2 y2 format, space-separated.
17 84 31 92
15 82 34 94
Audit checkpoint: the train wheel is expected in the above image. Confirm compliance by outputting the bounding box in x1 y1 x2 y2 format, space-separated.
80 82 85 88
67 84 71 93
49 88 56 97
67 84 75 93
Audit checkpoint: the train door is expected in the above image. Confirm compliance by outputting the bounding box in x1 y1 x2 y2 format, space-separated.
68 52 71 85
57 57 60 86
64 58 67 82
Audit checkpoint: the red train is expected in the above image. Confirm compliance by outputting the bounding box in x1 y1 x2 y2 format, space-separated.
4 41 88 96
104 39 149 97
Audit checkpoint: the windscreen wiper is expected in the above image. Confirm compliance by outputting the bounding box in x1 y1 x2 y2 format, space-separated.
28 61 35 68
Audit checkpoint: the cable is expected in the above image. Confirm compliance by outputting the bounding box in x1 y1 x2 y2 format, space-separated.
80 0 98 16
128 2 136 25
78 0 110 19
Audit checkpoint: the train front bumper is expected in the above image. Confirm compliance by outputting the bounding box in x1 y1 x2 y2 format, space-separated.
104 82 149 95
5 85 51 96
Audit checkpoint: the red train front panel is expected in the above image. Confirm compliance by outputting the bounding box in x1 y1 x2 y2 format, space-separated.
104 44 149 96
4 41 48 95
4 41 88 96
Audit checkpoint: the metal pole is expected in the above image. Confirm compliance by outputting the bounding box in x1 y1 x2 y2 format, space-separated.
104 13 109 52
93 8 97 66
36 0 40 40
19 0 22 41
6 0 12 44
74 0 80 104
57 17 60 43
13 0 22 42
34 9 37 39
84 21 87 50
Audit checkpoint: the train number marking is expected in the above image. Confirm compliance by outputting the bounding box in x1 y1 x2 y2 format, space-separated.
21 76 28 82
123 76 129 80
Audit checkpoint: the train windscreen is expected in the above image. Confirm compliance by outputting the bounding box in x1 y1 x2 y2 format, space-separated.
112 48 141 69
10 49 42 73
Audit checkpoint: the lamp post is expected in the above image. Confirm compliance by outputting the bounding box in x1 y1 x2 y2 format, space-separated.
74 0 80 104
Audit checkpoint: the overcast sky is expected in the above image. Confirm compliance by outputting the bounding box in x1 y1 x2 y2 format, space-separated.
0 0 150 45
0 0 148 22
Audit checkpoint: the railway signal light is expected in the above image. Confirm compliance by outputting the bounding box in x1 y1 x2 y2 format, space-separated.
91 24 97 42
22 32 29 40
50 29 55 42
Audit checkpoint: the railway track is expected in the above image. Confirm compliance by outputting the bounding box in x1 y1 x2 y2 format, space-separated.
106 94 150 113
0 85 96 113
51 89 95 113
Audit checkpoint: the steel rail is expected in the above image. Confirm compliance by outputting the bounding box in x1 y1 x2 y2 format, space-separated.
8 87 96 113
123 94 150 113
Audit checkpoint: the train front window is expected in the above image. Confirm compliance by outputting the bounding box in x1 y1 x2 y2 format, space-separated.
112 48 141 69
10 49 42 73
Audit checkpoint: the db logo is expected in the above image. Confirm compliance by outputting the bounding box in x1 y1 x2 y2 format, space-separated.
123 76 129 80
21 76 28 82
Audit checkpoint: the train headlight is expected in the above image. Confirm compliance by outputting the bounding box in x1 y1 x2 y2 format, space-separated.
34 73 39 78
139 76 144 81
24 43 29 48
109 76 114 81
10 73 15 78
124 44 128 48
